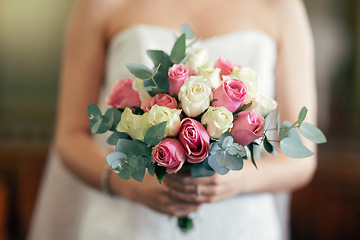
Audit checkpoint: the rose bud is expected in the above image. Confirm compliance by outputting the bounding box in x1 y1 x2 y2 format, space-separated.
152 138 186 174
211 76 247 113
230 110 265 146
106 78 141 108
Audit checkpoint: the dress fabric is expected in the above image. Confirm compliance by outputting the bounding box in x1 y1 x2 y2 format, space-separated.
28 24 290 240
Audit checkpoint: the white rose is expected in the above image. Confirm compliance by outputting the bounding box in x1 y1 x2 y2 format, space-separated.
201 106 234 139
132 77 151 101
116 108 151 141
231 67 258 97
185 47 213 71
146 105 182 137
178 76 213 117
198 67 221 89
250 93 278 117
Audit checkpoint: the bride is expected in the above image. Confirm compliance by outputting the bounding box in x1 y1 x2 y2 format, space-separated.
28 0 317 239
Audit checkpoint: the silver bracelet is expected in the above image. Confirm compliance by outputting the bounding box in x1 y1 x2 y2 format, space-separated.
101 165 114 196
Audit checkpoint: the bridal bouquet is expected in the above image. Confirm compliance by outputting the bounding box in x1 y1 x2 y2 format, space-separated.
88 24 326 232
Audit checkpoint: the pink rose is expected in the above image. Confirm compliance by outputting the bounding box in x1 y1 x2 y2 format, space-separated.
214 56 240 76
106 78 141 109
211 76 247 113
178 118 210 163
152 138 186 174
168 64 197 95
141 94 178 112
231 110 265 146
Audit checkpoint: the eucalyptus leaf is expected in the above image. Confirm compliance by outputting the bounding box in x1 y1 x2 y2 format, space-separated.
299 122 327 144
146 50 173 74
180 23 194 39
147 163 156 176
131 156 146 182
190 158 215 178
276 112 281 135
116 138 140 156
87 104 102 120
226 156 244 170
215 150 233 168
104 108 121 130
218 132 233 149
144 122 167 147
107 132 129 145
90 117 111 134
170 34 186 64
297 107 308 128
208 155 230 175
128 155 139 175
126 63 154 80
222 136 234 149
106 152 127 170
117 164 131 180
133 139 152 156
280 127 314 158
209 142 221 155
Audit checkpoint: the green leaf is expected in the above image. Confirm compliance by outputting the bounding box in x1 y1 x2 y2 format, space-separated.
247 143 258 169
180 23 194 39
299 122 327 144
155 166 167 184
263 135 274 154
170 33 186 63
297 107 308 128
226 156 244 170
234 102 252 115
126 63 156 80
144 122 167 147
152 71 169 90
116 139 140 156
107 132 129 145
146 50 173 74
87 104 102 120
280 127 314 158
208 154 230 175
190 158 215 178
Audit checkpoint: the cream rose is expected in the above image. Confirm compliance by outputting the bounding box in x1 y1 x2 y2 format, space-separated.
198 67 221 89
185 47 213 71
146 105 182 137
116 108 151 141
231 67 258 98
178 76 213 117
201 106 234 139
132 77 151 101
249 93 278 117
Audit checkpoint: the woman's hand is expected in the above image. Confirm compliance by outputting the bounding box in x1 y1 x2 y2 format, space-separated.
111 172 201 217
163 170 243 204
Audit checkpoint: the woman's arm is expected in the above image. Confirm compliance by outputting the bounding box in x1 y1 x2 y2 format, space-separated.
54 0 200 216
164 0 317 202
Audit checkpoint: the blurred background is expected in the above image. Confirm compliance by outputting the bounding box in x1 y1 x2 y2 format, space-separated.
0 0 359 239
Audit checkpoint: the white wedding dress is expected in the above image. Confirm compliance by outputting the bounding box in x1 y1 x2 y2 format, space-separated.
28 24 290 240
